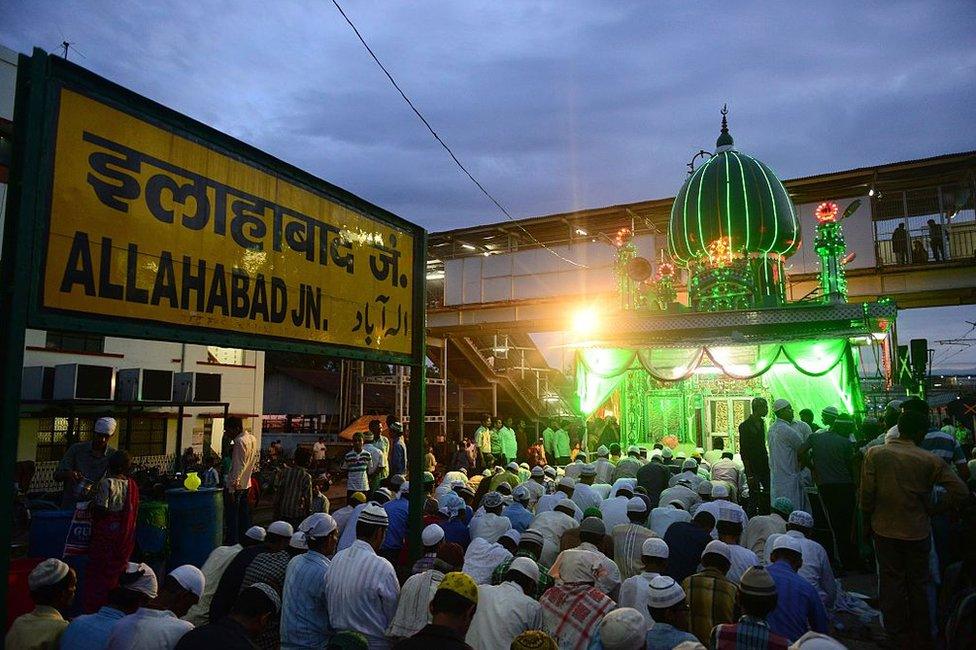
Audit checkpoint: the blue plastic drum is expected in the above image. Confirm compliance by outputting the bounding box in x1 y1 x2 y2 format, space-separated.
165 487 223 569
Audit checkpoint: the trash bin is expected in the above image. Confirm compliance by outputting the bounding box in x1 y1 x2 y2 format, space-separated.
165 487 223 569
27 509 73 559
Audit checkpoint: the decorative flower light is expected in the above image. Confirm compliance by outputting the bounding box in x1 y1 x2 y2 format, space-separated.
613 227 633 248
655 262 676 281
815 201 839 223
706 236 734 268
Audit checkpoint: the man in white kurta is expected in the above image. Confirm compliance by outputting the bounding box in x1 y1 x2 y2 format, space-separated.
528 501 580 566
650 502 692 537
767 399 810 513
571 465 602 512
465 557 542 650
594 446 615 484
612 497 659 580
598 486 633 531
462 535 514 584
468 491 513 543
324 504 399 650
765 511 837 610
741 496 792 560
618 538 669 630
184 526 264 625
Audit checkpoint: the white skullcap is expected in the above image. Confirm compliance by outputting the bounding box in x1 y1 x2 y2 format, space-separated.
773 398 791 412
422 524 445 546
520 462 530 470
120 562 158 597
596 445 610 457
507 461 519 472
513 484 531 503
28 558 70 591
558 476 576 489
501 528 521 545
682 458 698 470
626 496 648 513
648 575 685 608
598 607 646 650
772 534 803 554
711 483 730 498
821 406 839 417
789 631 848 649
641 537 669 559
673 643 707 650
301 513 338 539
94 417 117 435
531 466 545 477
289 532 308 550
267 521 294 538
627 445 640 455
169 564 206 598
581 463 597 477
244 525 266 541
399 481 410 495
650 449 663 459
544 466 557 477
509 556 540 583
703 540 732 562
483 491 504 508
697 480 714 496
661 448 673 459
359 503 389 526
788 510 815 528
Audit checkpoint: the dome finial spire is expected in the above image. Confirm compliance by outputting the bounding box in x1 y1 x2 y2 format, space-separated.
716 104 734 150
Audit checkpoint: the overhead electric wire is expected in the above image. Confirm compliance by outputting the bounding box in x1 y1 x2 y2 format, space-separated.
329 0 588 268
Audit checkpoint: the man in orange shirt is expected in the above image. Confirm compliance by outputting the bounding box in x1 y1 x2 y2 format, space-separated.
860 405 967 649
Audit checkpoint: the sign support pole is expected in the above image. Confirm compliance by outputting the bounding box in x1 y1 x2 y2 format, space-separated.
0 52 46 609
406 232 428 563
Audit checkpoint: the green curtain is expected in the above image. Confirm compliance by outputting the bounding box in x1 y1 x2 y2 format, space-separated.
575 339 862 418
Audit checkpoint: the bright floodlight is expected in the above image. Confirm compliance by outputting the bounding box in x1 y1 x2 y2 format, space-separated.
571 307 599 336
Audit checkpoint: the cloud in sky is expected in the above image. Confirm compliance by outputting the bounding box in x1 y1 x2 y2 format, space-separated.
2 0 975 368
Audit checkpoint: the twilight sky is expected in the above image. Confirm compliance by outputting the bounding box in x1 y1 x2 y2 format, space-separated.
2 1 975 371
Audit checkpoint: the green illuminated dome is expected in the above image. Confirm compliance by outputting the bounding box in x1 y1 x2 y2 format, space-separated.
668 111 800 264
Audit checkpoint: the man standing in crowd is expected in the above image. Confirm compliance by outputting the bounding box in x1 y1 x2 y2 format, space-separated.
739 397 771 514
364 420 388 491
800 412 859 570
475 414 493 469
312 436 326 472
224 417 258 545
860 404 968 649
552 420 572 465
767 399 808 514
55 416 118 509
343 432 372 499
389 421 407 477
273 447 314 528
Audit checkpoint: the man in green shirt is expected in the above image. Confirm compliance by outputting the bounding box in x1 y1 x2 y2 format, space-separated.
553 421 572 465
542 418 557 462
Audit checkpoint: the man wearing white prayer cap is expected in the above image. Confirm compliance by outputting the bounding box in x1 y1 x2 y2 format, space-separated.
465 556 543 649
595 607 646 650
410 524 446 576
682 540 736 642
107 565 203 649
6 558 76 650
324 501 399 649
763 511 837 611
281 512 338 648
644 575 699 647
768 398 810 513
766 534 829 642
54 416 118 508
594 444 615 484
184 524 264 626
789 631 848 649
610 495 657 580
618 537 670 629
61 562 157 650
288 531 308 553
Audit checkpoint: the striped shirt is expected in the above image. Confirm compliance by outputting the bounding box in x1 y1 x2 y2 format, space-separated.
682 567 737 644
242 550 290 650
325 539 400 649
343 449 372 492
712 615 790 649
274 466 313 520
921 429 966 467
281 550 332 649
